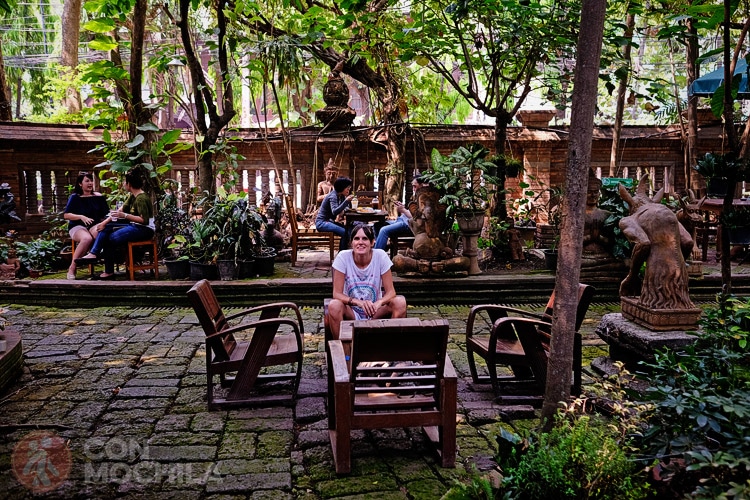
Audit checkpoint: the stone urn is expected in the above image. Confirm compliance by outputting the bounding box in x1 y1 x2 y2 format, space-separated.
456 210 485 275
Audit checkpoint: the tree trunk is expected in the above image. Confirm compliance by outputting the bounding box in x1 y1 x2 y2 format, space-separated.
686 15 700 192
61 0 82 114
609 9 634 177
492 109 512 220
541 0 607 430
0 39 12 121
176 0 235 196
720 0 737 295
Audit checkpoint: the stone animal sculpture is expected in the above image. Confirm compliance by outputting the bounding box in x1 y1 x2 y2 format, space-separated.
618 176 696 310
676 189 706 261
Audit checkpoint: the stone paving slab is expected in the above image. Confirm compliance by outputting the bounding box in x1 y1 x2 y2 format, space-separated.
0 303 610 499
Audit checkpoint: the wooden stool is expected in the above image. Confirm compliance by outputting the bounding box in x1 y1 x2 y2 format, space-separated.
126 239 159 280
71 239 95 278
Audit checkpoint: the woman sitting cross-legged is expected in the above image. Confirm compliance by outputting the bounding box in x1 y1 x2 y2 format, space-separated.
63 171 110 280
75 169 154 280
327 222 407 340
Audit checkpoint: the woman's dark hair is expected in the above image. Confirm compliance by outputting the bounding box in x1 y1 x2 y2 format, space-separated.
333 176 353 193
125 169 145 190
74 172 94 196
349 222 375 243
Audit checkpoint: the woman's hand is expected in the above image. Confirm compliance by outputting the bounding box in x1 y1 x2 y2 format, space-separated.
355 298 381 318
346 194 355 202
79 215 93 226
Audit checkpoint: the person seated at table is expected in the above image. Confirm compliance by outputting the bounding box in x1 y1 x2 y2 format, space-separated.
316 176 355 251
374 174 429 251
76 169 154 280
327 223 407 340
63 171 109 280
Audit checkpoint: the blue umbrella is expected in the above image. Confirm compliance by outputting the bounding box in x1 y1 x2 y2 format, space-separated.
689 59 750 98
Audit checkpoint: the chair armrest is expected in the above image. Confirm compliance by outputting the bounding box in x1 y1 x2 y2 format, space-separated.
466 304 545 339
208 317 302 342
443 353 457 380
226 302 304 333
327 340 350 383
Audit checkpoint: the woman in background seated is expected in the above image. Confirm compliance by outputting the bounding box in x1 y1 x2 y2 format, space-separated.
76 169 154 280
63 172 109 280
327 223 407 339
316 176 354 250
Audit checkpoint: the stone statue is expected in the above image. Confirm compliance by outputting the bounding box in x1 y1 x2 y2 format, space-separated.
315 60 356 129
392 187 470 275
618 176 701 329
581 170 625 274
316 159 337 205
676 189 706 262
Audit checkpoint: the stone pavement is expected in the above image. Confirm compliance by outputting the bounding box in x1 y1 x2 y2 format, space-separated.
0 301 611 499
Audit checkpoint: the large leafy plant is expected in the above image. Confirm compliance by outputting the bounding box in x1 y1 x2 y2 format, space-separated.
421 144 500 218
15 238 63 271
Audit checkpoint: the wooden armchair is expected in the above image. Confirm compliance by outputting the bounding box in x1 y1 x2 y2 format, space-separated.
465 283 595 402
187 279 304 409
327 318 456 474
285 195 336 266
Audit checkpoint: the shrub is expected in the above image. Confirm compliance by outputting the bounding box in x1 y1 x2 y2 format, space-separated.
499 411 650 500
638 296 750 498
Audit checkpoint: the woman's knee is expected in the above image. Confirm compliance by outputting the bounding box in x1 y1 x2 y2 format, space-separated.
391 295 407 317
328 299 346 320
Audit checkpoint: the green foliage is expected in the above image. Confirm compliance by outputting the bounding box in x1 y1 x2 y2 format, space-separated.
156 192 192 259
599 181 633 260
720 207 750 229
638 296 750 498
441 467 497 500
187 190 265 264
421 144 500 218
500 411 650 500
692 152 742 180
14 238 63 271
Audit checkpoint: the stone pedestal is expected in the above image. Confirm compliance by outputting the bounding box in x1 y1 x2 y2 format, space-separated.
620 296 702 331
595 313 698 366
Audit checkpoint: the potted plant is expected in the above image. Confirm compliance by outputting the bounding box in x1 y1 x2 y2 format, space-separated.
693 152 745 197
421 144 500 221
186 216 220 281
421 144 500 275
14 238 63 277
157 195 192 280
488 153 523 179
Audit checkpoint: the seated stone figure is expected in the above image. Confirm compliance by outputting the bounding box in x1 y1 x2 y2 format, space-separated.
392 187 470 275
581 170 626 274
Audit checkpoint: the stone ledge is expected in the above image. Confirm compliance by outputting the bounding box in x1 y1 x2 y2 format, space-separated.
595 313 698 366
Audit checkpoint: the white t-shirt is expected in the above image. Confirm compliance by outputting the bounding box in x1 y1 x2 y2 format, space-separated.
332 249 393 320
